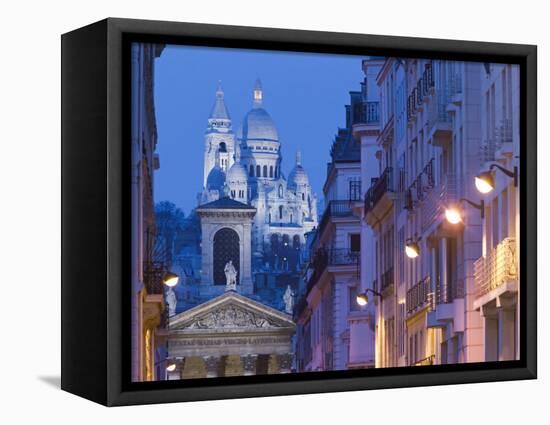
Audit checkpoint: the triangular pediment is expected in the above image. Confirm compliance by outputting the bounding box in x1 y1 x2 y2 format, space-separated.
169 291 295 331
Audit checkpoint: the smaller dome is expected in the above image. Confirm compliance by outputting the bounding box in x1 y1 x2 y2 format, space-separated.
288 151 309 189
206 166 226 191
227 161 248 183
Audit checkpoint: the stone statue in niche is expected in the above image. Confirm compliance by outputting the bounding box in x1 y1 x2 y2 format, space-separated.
283 285 294 314
224 260 237 291
165 287 177 317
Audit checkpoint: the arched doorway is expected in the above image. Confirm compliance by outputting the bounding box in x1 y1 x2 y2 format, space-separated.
213 228 240 285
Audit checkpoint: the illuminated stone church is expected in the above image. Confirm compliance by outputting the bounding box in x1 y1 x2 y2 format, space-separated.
165 81 317 378
198 80 318 290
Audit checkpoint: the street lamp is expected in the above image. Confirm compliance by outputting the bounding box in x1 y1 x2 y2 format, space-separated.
405 237 421 259
165 363 177 372
445 207 463 224
445 198 485 224
162 271 179 287
474 171 495 194
356 288 382 306
475 164 518 194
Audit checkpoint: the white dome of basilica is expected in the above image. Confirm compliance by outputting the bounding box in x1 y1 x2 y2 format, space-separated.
238 108 279 142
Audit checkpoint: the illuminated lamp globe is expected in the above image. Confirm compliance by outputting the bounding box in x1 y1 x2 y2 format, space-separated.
445 207 462 224
356 293 369 306
162 271 179 287
475 172 495 194
166 363 176 372
405 242 420 259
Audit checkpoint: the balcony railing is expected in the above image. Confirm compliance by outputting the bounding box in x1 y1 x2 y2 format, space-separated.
364 167 394 214
349 180 362 201
479 119 514 165
318 200 355 236
414 354 435 366
420 173 457 232
434 278 464 305
406 276 432 315
474 237 518 298
353 101 380 125
422 63 435 97
329 248 360 266
427 88 451 128
305 247 359 292
405 159 435 211
143 260 166 295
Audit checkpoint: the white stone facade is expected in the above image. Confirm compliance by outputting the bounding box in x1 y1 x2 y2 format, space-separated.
472 63 520 361
356 56 520 368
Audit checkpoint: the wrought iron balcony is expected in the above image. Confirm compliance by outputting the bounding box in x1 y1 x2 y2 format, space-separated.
364 167 394 214
407 88 419 122
318 200 355 237
304 247 359 293
405 159 435 211
422 63 435 97
474 237 518 298
353 101 380 125
479 119 514 165
420 173 457 232
414 354 435 366
434 278 464 305
348 180 362 202
328 248 360 266
406 276 433 315
143 260 166 295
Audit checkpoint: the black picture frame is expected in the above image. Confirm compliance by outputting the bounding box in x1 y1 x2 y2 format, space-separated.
61 17 537 406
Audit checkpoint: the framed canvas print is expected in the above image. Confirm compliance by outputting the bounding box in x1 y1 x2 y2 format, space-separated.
61 18 537 406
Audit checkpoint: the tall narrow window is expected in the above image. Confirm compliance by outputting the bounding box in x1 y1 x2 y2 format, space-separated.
278 185 283 198
263 165 268 177
269 165 273 178
350 234 361 252
256 165 261 177
279 205 283 220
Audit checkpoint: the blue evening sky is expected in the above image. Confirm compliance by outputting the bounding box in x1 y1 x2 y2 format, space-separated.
153 44 365 215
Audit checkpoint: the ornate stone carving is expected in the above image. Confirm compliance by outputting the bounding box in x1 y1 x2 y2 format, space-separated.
183 305 282 330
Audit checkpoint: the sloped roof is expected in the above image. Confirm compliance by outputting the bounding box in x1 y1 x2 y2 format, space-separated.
196 196 256 210
169 290 295 331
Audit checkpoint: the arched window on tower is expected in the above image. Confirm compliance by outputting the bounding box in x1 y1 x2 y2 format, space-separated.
218 142 227 152
269 166 273 178
249 165 254 176
256 165 261 177
278 185 283 198
279 205 283 220
302 193 305 201
263 165 267 177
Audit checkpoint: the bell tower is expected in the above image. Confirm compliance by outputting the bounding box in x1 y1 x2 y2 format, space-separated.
203 81 235 187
